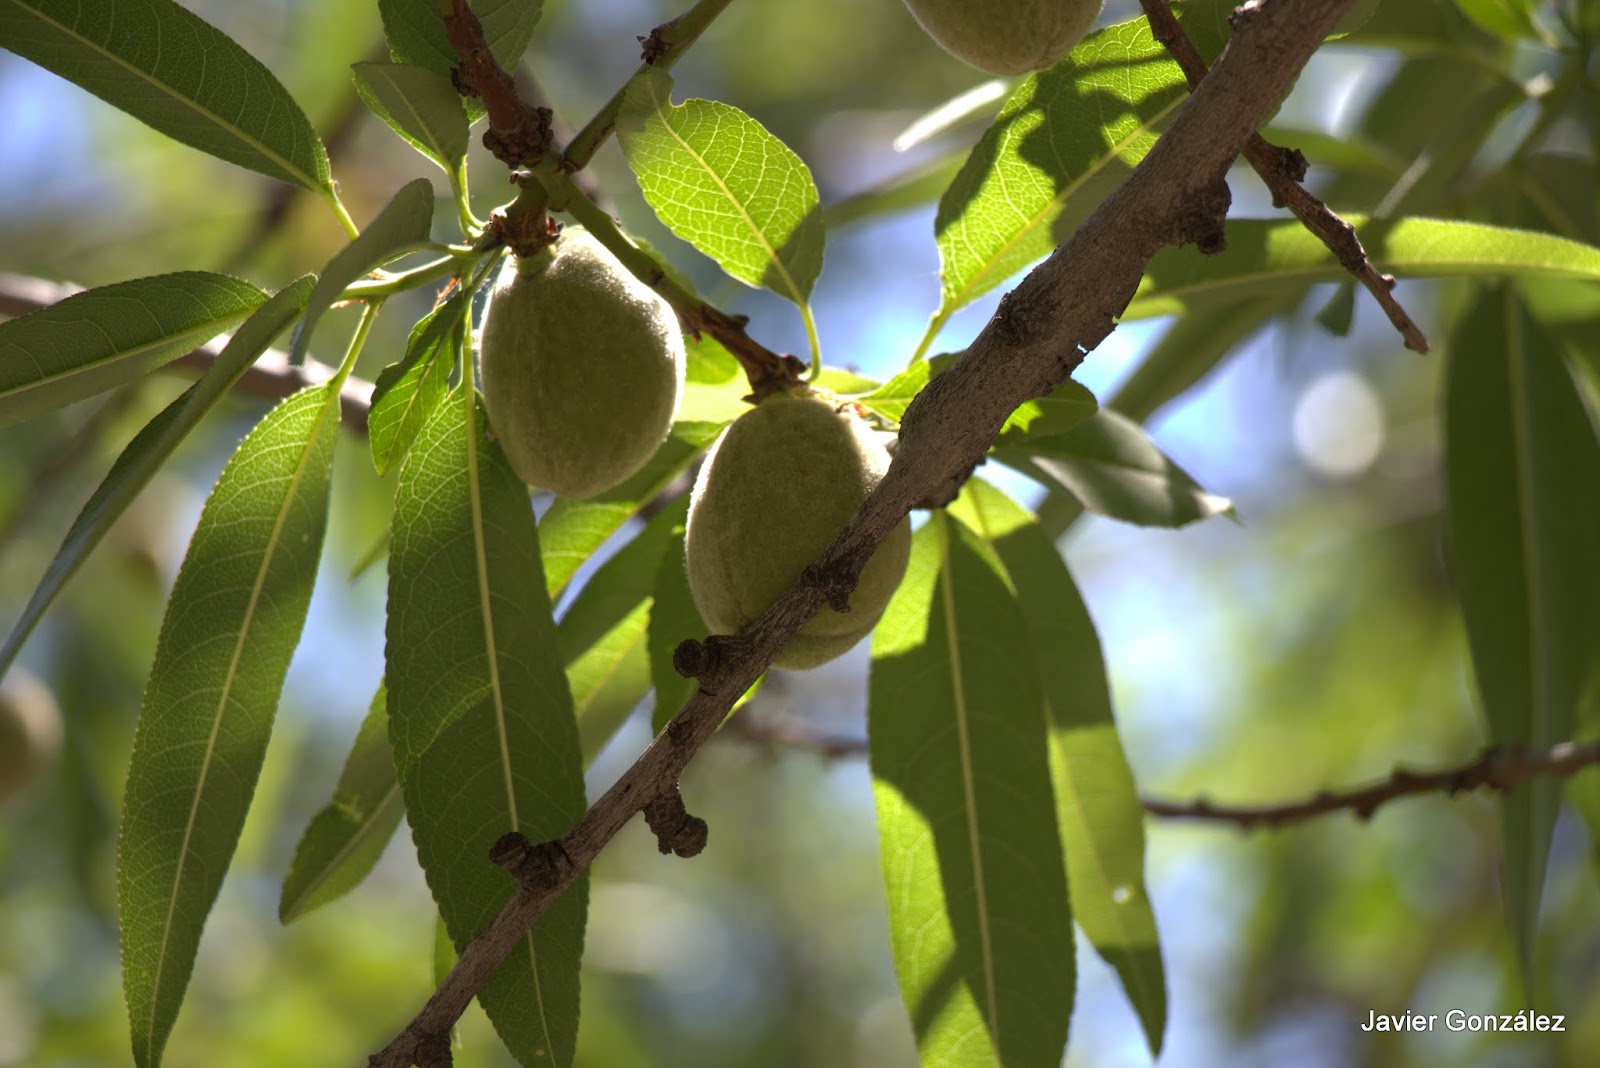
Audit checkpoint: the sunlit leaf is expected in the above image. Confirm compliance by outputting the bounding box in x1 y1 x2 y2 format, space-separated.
0 0 331 191
0 272 267 426
368 281 474 476
1454 0 1538 39
617 69 824 306
291 178 436 363
860 358 1093 441
352 60 470 174
118 375 348 1068
0 276 313 680
279 686 405 923
1443 285 1600 988
386 386 586 1068
869 515 1075 1068
539 420 723 599
1126 218 1600 321
950 480 1167 1056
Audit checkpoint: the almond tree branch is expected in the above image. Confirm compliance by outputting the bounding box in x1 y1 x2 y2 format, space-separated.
725 714 1600 828
0 274 376 434
1138 0 1431 353
368 1 1361 1064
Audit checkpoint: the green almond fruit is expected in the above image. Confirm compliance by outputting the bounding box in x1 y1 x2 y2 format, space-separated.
901 0 1104 75
685 389 913 670
0 667 62 804
479 228 686 499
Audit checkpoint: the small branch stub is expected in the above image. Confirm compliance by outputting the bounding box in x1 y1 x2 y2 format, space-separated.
644 784 708 857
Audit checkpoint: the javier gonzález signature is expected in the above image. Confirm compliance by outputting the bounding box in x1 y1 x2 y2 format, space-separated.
1361 1009 1567 1034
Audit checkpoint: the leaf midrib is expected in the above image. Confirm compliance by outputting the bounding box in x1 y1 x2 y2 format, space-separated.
284 785 403 919
1 313 246 405
8 0 322 189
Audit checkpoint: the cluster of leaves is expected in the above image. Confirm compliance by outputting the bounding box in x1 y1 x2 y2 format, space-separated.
1 0 1599 1065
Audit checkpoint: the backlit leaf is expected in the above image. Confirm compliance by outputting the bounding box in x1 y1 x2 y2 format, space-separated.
352 60 470 174
368 281 474 476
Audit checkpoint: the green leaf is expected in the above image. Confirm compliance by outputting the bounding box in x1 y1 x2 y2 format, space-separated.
1454 0 1538 38
1443 286 1600 989
869 515 1075 1067
932 18 1188 326
648 514 705 734
617 68 824 306
352 60 470 174
0 272 268 426
860 362 933 423
949 481 1167 1057
368 283 472 476
118 376 347 1068
379 0 542 92
813 366 881 395
859 359 1094 441
0 276 313 680
558 502 686 760
1126 218 1600 321
386 386 586 1068
1314 282 1357 337
0 0 331 192
279 686 405 923
291 178 437 363
996 410 1232 528
1108 291 1296 423
538 420 724 599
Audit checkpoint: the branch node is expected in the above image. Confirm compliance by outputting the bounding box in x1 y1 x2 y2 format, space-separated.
673 637 716 679
1179 179 1232 254
416 1033 454 1068
490 833 575 890
803 561 857 614
644 784 708 857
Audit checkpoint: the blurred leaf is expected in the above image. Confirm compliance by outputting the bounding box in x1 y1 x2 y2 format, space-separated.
1259 124 1405 179
649 514 705 734
368 280 475 476
279 686 405 923
823 152 968 232
0 276 313 680
559 500 686 759
996 379 1098 444
1454 0 1538 38
859 362 931 423
996 410 1232 528
1443 286 1600 989
814 367 881 394
291 178 436 363
1314 282 1357 337
1512 155 1599 242
1108 290 1297 423
386 386 586 1068
0 273 268 426
0 0 331 192
617 69 824 306
1126 218 1600 321
869 514 1075 1067
685 336 741 384
932 18 1187 329
891 79 1008 154
118 374 347 1068
539 420 723 599
949 481 1167 1056
352 60 469 174
379 0 542 107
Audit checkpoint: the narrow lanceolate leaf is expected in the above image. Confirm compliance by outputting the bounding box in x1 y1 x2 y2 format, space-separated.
1126 218 1600 321
0 277 313 680
1454 0 1538 38
292 178 436 363
118 377 347 1068
379 0 542 88
279 685 404 923
950 481 1167 1057
869 516 1075 1068
932 17 1188 327
648 513 705 734
539 420 723 599
352 61 470 174
996 410 1232 528
1443 287 1600 988
387 387 586 1068
558 502 685 760
617 68 824 306
368 283 472 476
0 0 330 192
0 272 267 426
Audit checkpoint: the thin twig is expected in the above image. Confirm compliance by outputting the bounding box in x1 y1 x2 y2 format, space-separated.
368 2 1362 1064
725 714 1600 829
0 274 376 434
444 0 552 167
1138 0 1431 353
